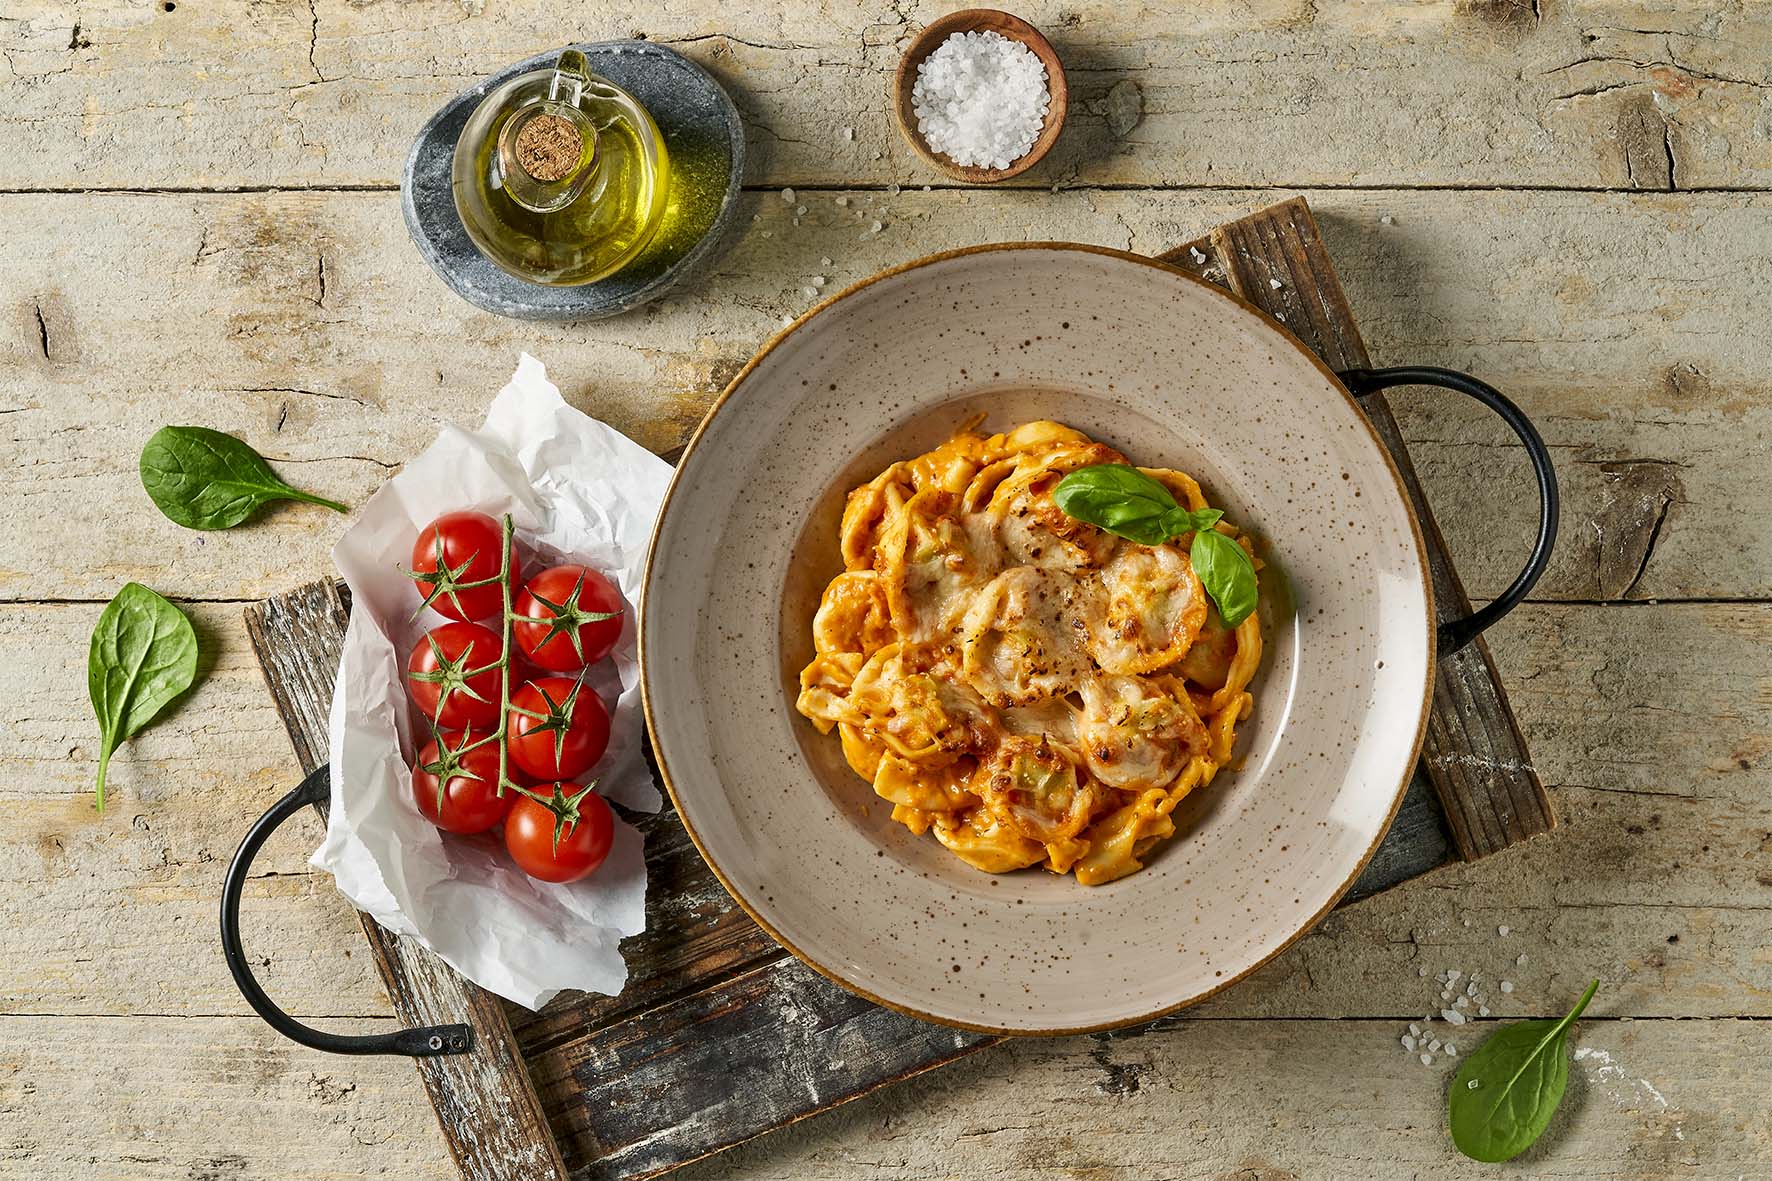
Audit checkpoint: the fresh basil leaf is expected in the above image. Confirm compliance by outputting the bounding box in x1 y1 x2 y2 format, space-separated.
140 425 349 530
1053 464 1188 546
1190 528 1258 627
88 583 200 810
1448 980 1600 1163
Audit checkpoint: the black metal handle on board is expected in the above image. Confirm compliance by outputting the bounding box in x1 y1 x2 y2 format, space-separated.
219 764 473 1058
1337 365 1559 654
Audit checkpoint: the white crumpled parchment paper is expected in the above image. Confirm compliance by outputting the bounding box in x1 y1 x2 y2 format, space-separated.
314 354 670 1009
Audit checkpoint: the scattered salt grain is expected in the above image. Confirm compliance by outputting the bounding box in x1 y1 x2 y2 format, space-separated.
779 315 792 326
1467 981 1478 997
1269 277 1283 289
1401 1036 1415 1051
1498 925 1510 936
1463 917 1472 928
911 30 1051 170
781 188 796 204
1428 1038 1442 1052
1408 1023 1421 1036
1517 953 1527 966
812 276 826 287
1447 970 1462 984
1417 967 1428 978
1455 996 1470 1009
835 196 850 207
1189 246 1207 264
761 230 773 238
843 126 854 141
801 286 817 298
1381 214 1394 225
1446 1044 1458 1056
796 205 806 216
922 184 932 191
1479 1006 1490 1017
1442 1009 1467 1025
1419 1053 1433 1066
820 257 832 267
1467 1078 1480 1089
870 220 883 232
1500 981 1515 994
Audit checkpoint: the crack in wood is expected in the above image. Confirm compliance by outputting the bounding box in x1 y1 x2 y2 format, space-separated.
305 0 321 83
1621 485 1674 601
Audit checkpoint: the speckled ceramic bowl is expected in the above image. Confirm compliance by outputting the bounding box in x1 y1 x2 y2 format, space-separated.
642 243 1435 1033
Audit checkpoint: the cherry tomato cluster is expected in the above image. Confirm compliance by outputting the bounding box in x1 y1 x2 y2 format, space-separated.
402 510 625 884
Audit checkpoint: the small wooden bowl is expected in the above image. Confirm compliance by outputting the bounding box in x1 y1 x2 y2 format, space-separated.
892 9 1068 183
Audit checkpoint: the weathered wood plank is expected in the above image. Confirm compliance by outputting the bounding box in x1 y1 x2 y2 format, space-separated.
3 1014 1756 1180
2 1 1767 191
0 1015 459 1178
1166 198 1554 859
243 581 570 1181
228 197 1762 1179
7 599 1764 1020
246 197 1481 1181
534 957 992 1180
3 188 1766 605
675 1016 1769 1180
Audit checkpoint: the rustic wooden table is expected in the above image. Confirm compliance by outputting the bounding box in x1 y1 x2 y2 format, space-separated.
3 2 1768 1178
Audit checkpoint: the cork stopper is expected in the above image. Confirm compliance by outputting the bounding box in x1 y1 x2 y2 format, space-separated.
513 113 583 183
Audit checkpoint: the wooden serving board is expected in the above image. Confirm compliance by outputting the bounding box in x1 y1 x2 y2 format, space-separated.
243 196 1554 1181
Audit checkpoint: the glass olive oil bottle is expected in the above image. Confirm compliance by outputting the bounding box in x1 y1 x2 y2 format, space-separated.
452 50 670 286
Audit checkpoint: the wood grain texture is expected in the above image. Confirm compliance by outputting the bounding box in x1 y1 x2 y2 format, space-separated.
6 1 1771 1175
7 187 1767 607
5 1014 1763 1180
6 598 1766 1022
673 1016 1770 1180
1162 198 1556 860
4 599 1767 1024
234 200 1549 1179
2 1 1767 191
242 581 569 1181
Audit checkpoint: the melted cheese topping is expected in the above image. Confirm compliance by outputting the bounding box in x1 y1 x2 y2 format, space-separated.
797 419 1264 885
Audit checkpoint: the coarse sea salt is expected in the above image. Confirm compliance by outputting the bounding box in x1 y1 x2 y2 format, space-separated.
912 30 1050 170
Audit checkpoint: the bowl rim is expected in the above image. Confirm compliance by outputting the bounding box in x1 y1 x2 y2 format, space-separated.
640 240 1437 1034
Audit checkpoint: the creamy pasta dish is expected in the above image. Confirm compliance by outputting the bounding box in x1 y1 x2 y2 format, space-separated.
796 420 1262 885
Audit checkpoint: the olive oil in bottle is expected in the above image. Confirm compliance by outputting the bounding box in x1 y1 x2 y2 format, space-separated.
452 50 670 286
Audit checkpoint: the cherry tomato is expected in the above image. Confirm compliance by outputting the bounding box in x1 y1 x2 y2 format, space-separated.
507 676 610 781
407 622 505 729
409 511 519 622
513 564 625 672
504 785 614 883
410 728 512 834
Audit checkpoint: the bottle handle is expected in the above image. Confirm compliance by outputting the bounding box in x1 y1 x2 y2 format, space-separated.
549 48 590 106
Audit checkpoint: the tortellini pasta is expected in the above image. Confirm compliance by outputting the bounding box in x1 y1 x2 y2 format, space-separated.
796 421 1263 884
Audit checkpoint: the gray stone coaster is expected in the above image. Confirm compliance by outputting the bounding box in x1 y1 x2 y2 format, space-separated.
402 42 745 322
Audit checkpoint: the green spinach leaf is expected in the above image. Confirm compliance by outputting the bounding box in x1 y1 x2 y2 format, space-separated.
1448 979 1600 1163
1053 463 1255 625
88 583 200 810
140 426 349 530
